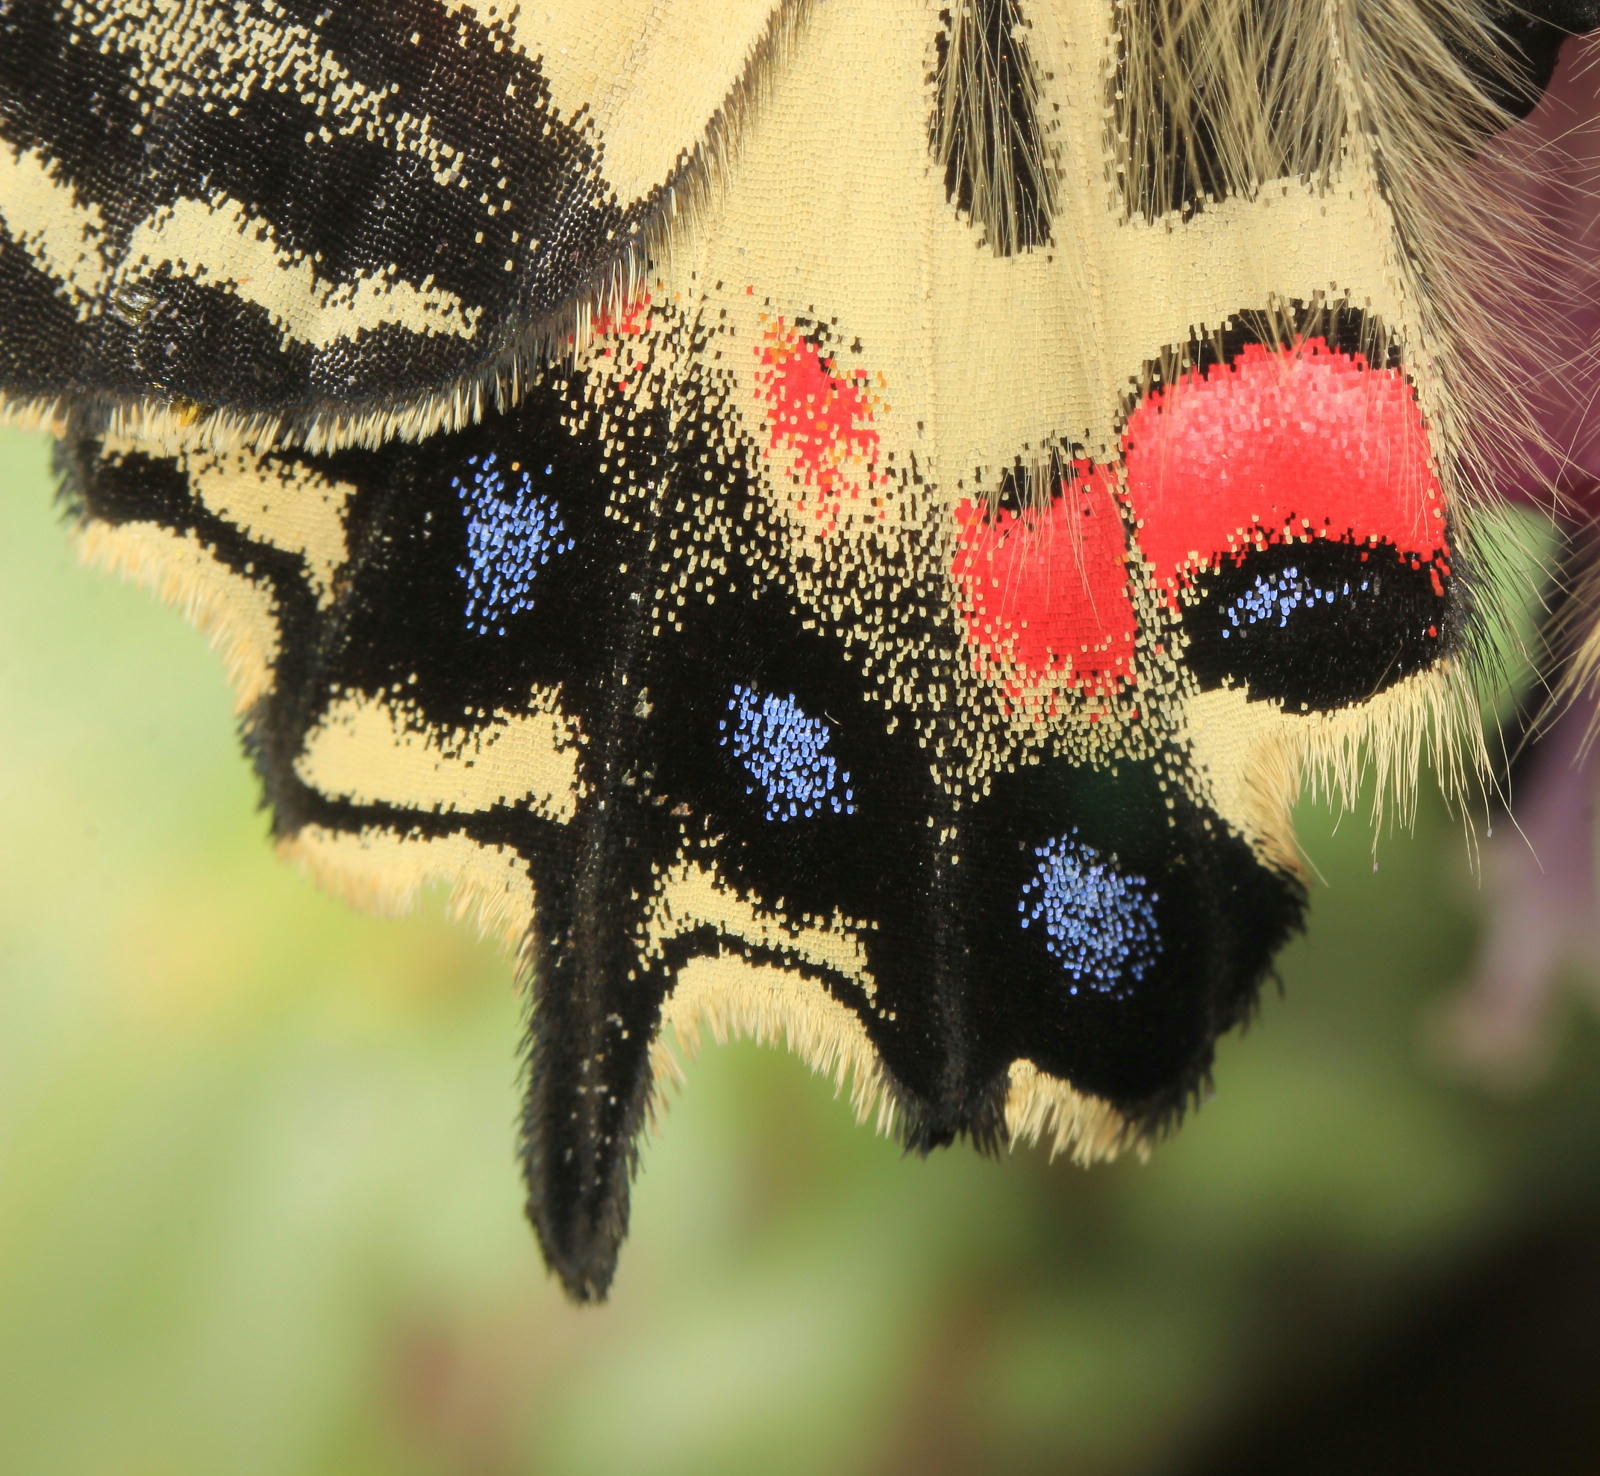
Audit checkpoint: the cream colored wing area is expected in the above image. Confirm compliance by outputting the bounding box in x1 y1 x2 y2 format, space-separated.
644 859 874 996
90 432 353 612
0 145 477 353
1179 664 1475 874
295 689 584 821
0 139 109 313
73 518 280 711
1175 687 1309 876
468 0 791 206
656 956 1135 1162
280 824 535 949
1005 1060 1134 1165
670 0 1413 490
619 0 1436 785
184 451 354 607
120 195 481 350
658 954 895 1133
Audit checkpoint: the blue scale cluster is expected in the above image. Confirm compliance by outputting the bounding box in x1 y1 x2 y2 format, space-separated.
1018 832 1161 999
454 452 574 635
720 684 857 822
1220 565 1369 638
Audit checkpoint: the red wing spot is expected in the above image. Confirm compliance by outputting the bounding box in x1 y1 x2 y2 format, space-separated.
755 319 885 534
585 295 655 403
591 293 652 338
952 463 1137 697
1121 339 1449 608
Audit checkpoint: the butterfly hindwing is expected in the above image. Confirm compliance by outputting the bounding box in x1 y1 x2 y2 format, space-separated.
50 285 1451 1298
6 1 1596 1298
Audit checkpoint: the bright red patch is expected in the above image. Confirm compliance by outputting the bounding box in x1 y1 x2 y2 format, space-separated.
952 463 1136 697
755 319 886 532
1122 340 1449 607
948 339 1448 705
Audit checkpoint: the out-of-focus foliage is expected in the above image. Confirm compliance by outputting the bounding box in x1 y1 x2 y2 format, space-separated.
1 424 1598 1476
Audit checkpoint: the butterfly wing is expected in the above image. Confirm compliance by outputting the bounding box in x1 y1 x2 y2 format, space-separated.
0 0 789 440
4 0 1593 1301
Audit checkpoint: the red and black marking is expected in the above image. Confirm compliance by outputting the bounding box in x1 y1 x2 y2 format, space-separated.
50 286 1462 1303
949 307 1453 715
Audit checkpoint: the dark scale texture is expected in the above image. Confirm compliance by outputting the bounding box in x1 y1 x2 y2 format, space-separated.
48 320 1316 1297
1181 538 1451 712
930 0 1057 254
0 0 651 415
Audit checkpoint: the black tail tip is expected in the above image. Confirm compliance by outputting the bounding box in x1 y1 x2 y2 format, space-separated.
528 1197 624 1304
897 1076 1011 1158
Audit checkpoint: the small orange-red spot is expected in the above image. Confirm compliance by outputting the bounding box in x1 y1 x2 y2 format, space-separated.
591 293 652 339
754 320 886 535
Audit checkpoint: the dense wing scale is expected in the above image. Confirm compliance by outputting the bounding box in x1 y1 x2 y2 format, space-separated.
0 0 788 443
5 0 1598 1299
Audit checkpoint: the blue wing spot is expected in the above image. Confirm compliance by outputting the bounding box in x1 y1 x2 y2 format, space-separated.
1019 832 1161 1000
1219 565 1369 639
719 685 858 822
454 452 574 635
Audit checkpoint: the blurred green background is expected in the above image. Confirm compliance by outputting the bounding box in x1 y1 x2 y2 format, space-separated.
2 423 1598 1476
